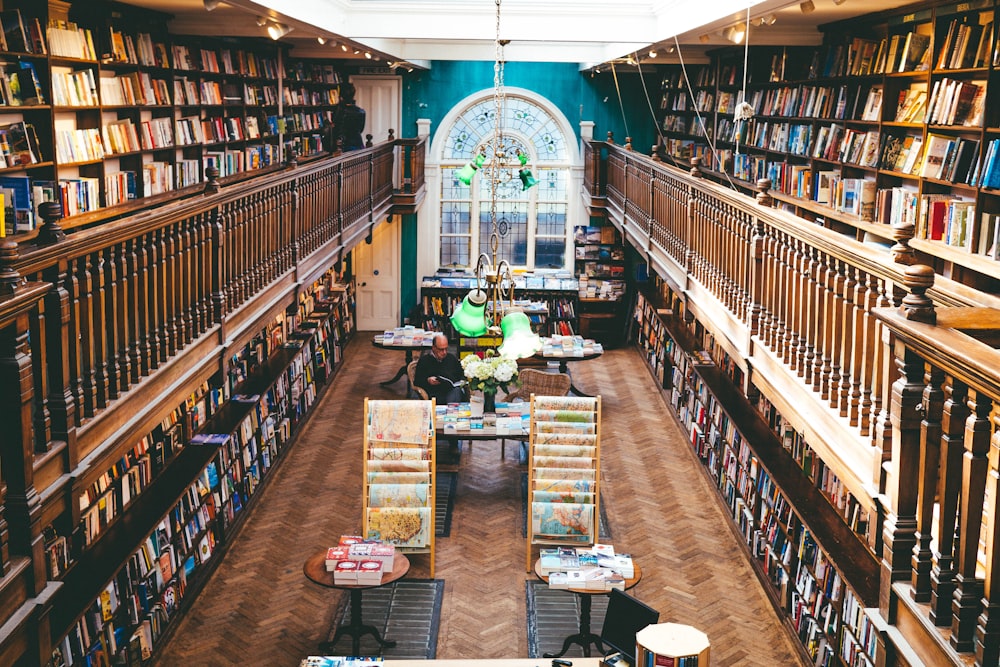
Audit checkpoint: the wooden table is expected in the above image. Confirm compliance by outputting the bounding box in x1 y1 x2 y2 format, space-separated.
531 350 603 397
304 551 410 656
532 557 643 658
371 335 433 389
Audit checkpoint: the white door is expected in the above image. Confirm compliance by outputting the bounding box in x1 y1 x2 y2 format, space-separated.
350 75 401 145
351 75 403 330
354 219 401 331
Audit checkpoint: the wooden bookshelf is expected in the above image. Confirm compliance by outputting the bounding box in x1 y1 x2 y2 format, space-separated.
0 0 345 237
655 0 1000 292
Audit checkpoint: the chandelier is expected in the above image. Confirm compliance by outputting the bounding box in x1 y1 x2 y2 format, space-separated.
448 0 542 359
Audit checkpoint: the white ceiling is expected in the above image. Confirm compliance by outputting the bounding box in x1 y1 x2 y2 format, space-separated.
115 0 910 68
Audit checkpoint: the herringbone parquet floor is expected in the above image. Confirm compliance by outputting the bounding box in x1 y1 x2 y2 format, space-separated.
153 335 807 666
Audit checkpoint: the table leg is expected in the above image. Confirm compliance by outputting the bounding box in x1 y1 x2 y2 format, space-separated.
543 593 605 658
379 350 414 388
320 588 397 656
559 361 593 398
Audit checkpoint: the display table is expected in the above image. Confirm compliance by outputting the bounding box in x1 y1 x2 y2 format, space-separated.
532 558 643 658
372 334 433 388
304 551 411 656
531 337 604 397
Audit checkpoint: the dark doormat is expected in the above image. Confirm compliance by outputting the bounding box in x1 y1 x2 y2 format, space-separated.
324 579 444 658
520 473 612 540
436 471 457 537
525 579 609 659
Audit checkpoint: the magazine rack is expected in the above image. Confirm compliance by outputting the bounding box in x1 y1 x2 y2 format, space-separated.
526 395 601 571
362 399 436 577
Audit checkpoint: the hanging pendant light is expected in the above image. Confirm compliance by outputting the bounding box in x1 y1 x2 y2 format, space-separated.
498 309 543 358
450 288 489 337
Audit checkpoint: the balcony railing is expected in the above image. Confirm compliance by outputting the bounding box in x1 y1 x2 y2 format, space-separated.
0 137 423 664
585 140 1000 667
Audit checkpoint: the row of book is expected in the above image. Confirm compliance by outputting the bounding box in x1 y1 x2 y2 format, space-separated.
812 30 930 79
0 9 45 55
0 58 44 106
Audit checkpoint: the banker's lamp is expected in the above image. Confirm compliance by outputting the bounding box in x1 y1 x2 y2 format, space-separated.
447 0 542 358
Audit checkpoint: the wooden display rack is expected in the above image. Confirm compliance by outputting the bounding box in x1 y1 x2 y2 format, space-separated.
525 395 602 571
362 399 436 577
636 623 710 667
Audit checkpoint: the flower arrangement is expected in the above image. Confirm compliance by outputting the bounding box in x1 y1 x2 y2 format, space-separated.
461 350 519 395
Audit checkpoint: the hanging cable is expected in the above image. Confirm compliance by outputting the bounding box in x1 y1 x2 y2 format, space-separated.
610 62 631 143
733 6 756 155
672 35 741 192
633 55 668 156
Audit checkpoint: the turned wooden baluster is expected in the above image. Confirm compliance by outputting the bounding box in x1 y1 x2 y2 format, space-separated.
42 257 77 454
879 340 923 618
837 264 858 418
75 255 97 417
148 229 166 365
976 409 1000 666
747 218 765 338
869 276 894 449
177 217 193 344
827 261 847 408
287 176 300 270
951 391 991 652
28 284 48 453
761 228 779 348
125 238 143 383
911 366 943 602
774 232 792 361
931 378 968 625
788 238 806 374
102 245 123 399
855 272 878 434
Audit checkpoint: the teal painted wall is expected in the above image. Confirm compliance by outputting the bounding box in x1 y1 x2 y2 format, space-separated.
395 60 659 319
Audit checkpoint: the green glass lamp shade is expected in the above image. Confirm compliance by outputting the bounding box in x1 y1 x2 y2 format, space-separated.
519 168 538 190
516 149 529 167
457 152 487 186
450 289 489 337
498 310 542 358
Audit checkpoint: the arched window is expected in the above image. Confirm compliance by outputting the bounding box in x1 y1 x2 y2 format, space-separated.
438 92 573 271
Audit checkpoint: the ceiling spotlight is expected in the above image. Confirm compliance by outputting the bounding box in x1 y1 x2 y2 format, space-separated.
317 37 327 45
341 44 349 52
266 22 292 40
407 67 413 72
729 25 746 43
203 0 221 10
699 34 710 43
765 14 777 25
255 16 267 26
667 45 675 53
648 49 657 58
364 52 372 59
800 0 815 13
353 49 360 55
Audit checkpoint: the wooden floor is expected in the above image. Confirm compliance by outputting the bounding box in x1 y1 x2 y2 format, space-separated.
154 335 807 666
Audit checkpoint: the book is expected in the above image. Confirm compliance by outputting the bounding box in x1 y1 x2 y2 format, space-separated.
434 376 467 388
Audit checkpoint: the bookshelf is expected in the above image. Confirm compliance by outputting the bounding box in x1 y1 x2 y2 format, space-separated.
572 222 626 347
630 277 879 667
361 399 436 578
655 0 1000 295
0 0 347 237
46 272 355 666
525 395 601 571
420 274 580 339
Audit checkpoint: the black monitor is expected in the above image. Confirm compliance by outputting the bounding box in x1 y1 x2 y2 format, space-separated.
600 589 660 666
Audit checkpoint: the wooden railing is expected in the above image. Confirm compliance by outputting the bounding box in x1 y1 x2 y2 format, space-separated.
0 138 422 665
587 141 1000 667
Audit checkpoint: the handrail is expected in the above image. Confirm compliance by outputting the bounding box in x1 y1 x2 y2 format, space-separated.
585 140 1000 666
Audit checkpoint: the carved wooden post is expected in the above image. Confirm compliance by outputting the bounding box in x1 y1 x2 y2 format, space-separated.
689 156 702 178
0 281 49 589
952 391 991 651
755 178 773 207
931 378 968 625
747 218 765 338
0 240 22 296
900 264 936 324
203 165 221 195
606 131 614 144
911 366 943 602
891 221 916 266
365 133 373 148
36 201 66 246
388 129 395 142
976 408 1000 666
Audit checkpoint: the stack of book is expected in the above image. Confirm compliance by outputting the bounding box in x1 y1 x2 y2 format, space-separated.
300 658 384 667
324 535 395 584
539 335 604 357
540 544 633 591
376 326 433 346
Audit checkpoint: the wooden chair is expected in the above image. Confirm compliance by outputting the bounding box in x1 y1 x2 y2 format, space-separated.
407 360 429 399
503 368 571 458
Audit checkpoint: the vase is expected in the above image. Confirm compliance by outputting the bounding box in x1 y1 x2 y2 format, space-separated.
484 391 496 414
470 393 485 417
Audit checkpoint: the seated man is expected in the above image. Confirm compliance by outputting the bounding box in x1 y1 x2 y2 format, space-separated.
413 333 466 404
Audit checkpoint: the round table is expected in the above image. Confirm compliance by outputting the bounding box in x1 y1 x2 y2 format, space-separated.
533 557 643 658
530 351 603 397
304 551 410 656
371 335 433 388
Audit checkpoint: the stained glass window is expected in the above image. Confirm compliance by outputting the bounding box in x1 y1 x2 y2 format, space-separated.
440 93 571 270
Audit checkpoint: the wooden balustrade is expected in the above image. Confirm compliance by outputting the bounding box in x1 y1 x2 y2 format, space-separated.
583 139 1000 666
0 138 422 664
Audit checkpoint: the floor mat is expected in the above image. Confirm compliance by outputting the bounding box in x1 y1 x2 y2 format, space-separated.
436 471 457 537
324 579 444 658
525 579 609 659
